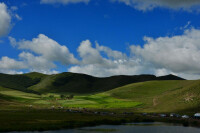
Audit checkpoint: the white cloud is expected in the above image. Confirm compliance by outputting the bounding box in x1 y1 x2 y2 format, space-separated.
2 29 200 80
78 40 105 65
10 34 78 65
0 56 27 71
69 40 152 77
112 0 200 11
19 52 56 71
130 28 200 77
0 3 11 37
0 70 24 75
69 28 200 79
96 42 127 60
7 34 79 75
69 60 151 77
40 0 90 5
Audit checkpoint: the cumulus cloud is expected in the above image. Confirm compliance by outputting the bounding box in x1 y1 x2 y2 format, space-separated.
0 3 11 37
0 56 26 70
7 34 79 74
10 34 78 65
69 60 150 77
19 52 56 72
78 40 106 65
40 0 90 5
0 3 21 38
130 28 200 77
69 40 152 77
2 29 200 79
0 56 26 74
112 0 200 11
96 42 127 60
69 28 200 79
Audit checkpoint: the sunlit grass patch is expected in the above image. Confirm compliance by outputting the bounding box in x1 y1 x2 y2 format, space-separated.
0 86 40 100
58 93 142 109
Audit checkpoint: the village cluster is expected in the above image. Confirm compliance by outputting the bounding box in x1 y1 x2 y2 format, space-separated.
28 104 200 121
142 113 200 119
64 107 200 120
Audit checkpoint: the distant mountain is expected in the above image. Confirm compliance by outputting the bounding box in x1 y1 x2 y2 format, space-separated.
157 74 185 80
0 72 184 94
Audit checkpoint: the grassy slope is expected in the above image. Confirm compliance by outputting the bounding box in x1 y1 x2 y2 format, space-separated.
2 72 198 113
0 72 158 94
105 80 200 113
1 80 200 113
0 86 42 110
28 72 159 94
0 72 184 95
28 73 183 94
0 72 45 94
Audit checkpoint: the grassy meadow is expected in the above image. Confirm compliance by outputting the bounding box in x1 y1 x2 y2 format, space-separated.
0 73 200 131
1 79 200 113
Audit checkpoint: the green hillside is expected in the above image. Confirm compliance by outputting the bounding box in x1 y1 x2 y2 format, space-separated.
2 72 197 113
0 78 200 113
0 72 184 95
105 80 200 113
28 72 160 94
27 73 184 94
0 73 44 94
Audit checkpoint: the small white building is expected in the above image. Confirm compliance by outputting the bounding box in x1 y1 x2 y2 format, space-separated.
194 113 200 118
182 115 189 119
160 114 166 117
170 113 175 117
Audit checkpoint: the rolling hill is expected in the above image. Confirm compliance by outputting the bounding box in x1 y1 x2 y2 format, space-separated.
0 72 184 95
104 80 200 113
1 72 200 113
0 73 44 94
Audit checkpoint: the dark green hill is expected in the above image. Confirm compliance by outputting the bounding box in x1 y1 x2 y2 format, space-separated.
0 72 185 94
0 73 43 93
28 72 184 94
157 74 185 80
23 72 47 79
46 73 158 94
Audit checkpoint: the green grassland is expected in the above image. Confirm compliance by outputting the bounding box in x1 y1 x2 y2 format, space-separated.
0 73 200 132
106 80 200 113
0 86 142 110
1 79 200 113
57 94 142 108
2 72 180 94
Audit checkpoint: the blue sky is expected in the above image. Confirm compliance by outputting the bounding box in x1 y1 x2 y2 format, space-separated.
0 0 200 79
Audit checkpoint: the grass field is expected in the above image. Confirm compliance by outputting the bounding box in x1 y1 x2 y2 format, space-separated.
0 86 142 110
1 80 200 113
57 94 142 108
1 78 200 132
106 80 200 113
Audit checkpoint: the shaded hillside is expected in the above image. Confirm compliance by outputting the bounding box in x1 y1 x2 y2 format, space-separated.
0 73 43 93
157 74 185 80
0 72 184 94
28 72 184 94
46 73 158 94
